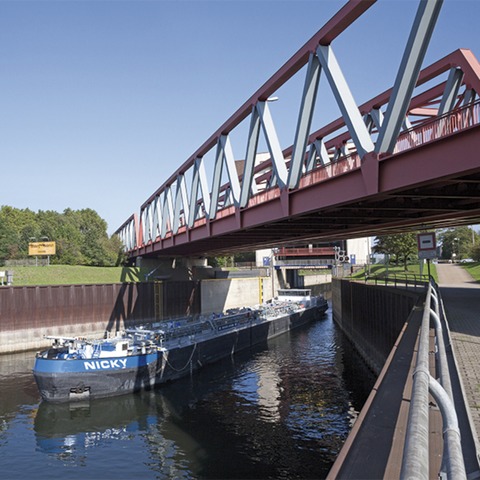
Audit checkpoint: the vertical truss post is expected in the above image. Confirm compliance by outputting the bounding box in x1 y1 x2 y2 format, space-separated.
173 174 190 234
160 186 174 238
142 207 149 243
256 101 288 188
288 52 322 189
240 106 261 208
140 209 148 245
188 157 210 228
369 108 384 132
209 139 225 220
306 138 330 172
152 195 161 240
463 88 477 105
438 67 464 115
375 0 443 155
221 134 241 205
146 204 154 242
133 214 141 249
209 134 240 220
316 44 375 158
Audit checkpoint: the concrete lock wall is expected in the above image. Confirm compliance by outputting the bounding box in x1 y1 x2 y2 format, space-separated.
0 276 329 353
200 278 266 315
0 281 203 354
332 278 420 374
0 283 157 354
0 277 275 353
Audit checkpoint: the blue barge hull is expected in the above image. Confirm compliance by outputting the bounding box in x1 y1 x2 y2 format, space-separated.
34 300 327 403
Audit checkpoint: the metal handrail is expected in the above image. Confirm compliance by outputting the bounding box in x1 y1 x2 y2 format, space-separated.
400 280 466 479
394 99 480 155
364 272 429 290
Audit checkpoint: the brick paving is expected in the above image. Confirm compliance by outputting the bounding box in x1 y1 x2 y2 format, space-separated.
436 263 480 442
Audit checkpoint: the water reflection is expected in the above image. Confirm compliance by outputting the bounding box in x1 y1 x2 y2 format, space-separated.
1 311 376 479
35 395 149 450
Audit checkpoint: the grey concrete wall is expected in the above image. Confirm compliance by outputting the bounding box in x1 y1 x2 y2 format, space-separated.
200 278 264 315
1 321 113 354
302 273 332 286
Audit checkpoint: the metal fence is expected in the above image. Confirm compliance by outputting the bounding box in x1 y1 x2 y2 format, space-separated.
364 272 429 290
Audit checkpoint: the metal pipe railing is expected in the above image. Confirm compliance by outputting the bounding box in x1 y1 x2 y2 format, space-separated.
400 280 466 480
430 298 453 400
364 272 429 290
401 285 432 480
429 376 466 480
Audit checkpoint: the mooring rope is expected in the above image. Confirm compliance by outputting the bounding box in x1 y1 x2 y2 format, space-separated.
162 342 197 372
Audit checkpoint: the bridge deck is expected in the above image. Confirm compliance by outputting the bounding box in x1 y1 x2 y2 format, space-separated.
328 266 480 479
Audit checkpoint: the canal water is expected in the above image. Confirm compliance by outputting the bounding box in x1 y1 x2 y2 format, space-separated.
0 308 375 479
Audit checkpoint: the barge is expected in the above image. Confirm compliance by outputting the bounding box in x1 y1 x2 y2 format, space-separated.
33 289 328 403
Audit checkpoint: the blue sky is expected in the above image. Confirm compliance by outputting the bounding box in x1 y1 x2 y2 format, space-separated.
1 0 479 234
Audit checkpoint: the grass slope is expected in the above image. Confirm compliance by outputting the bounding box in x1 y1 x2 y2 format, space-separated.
351 263 438 283
463 262 480 281
1 265 151 286
352 262 480 284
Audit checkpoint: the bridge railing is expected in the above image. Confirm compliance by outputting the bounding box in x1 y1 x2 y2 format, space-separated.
364 272 429 290
274 247 335 257
394 99 480 154
274 258 332 268
401 279 466 480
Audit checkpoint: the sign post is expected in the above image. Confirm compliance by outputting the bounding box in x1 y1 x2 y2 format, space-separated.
417 232 437 278
28 241 56 266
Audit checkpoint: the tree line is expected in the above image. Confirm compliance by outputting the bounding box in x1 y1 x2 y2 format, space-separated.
0 206 123 266
373 226 480 268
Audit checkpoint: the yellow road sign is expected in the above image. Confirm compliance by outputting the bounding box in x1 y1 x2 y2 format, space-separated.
29 241 56 256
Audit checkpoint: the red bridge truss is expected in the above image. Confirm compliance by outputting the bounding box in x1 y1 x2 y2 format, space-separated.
116 0 480 258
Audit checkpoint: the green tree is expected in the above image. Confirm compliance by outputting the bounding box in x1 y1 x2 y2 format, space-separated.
107 234 127 266
373 233 418 270
0 205 125 266
208 255 234 268
0 206 38 260
234 251 256 264
438 226 477 261
471 242 480 262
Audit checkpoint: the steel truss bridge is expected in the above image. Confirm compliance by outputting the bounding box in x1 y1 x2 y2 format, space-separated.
116 0 480 259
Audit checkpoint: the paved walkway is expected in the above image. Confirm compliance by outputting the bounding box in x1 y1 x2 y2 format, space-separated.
436 263 480 443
